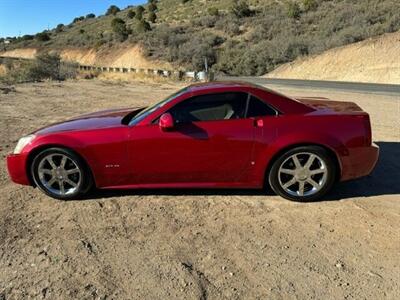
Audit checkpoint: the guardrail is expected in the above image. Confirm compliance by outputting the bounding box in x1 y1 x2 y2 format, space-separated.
0 56 213 81
78 65 213 81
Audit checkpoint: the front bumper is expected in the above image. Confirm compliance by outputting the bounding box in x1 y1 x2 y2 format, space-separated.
6 153 31 186
340 143 380 181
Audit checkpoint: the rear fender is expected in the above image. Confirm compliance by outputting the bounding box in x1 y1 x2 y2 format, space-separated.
254 132 347 184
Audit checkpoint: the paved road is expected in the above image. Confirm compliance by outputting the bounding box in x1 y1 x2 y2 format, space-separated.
217 76 400 96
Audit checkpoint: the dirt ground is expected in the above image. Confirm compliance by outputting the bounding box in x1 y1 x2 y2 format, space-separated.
0 79 399 300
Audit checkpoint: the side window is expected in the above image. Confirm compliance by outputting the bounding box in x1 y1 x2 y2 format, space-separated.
247 96 277 117
169 92 248 124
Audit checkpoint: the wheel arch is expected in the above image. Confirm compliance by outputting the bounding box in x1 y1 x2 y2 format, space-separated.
26 144 96 188
263 142 342 187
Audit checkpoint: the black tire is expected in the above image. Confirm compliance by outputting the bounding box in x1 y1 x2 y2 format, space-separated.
268 146 336 202
31 147 93 200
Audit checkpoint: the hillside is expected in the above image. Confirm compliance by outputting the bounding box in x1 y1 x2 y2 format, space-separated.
2 0 400 76
265 31 400 84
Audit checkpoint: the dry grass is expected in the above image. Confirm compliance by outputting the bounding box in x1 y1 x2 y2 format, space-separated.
0 65 7 76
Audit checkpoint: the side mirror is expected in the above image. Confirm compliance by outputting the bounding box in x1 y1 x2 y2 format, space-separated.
159 113 174 131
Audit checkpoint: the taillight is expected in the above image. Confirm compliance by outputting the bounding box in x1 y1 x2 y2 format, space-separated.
363 115 372 145
355 114 372 146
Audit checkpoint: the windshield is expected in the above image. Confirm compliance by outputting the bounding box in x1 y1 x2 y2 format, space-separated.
129 87 188 126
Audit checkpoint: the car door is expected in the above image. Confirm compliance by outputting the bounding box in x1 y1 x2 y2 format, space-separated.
128 92 257 185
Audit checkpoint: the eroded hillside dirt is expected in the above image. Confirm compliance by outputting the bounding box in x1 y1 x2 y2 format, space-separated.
0 80 399 299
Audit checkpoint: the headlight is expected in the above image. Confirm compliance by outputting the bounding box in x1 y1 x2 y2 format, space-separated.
13 134 36 154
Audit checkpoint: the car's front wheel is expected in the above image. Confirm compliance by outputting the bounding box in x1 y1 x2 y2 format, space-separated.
269 146 336 202
31 147 93 200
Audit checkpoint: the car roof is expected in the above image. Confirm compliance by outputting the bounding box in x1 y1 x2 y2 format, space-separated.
186 81 291 99
187 81 259 92
186 81 315 115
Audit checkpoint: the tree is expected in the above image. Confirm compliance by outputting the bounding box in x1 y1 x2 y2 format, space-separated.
287 1 301 19
231 1 253 18
86 13 96 19
36 32 50 42
148 12 157 23
106 5 120 16
111 18 129 41
127 9 136 19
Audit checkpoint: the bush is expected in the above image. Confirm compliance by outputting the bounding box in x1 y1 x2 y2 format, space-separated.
127 9 136 19
286 1 301 19
29 53 62 80
231 1 253 18
0 53 76 84
21 34 34 41
106 5 120 16
111 18 130 41
302 0 318 11
36 32 50 42
208 7 219 16
148 12 157 23
55 24 64 33
136 19 151 32
148 2 157 12
136 5 145 20
86 13 96 19
72 16 85 23
192 16 218 28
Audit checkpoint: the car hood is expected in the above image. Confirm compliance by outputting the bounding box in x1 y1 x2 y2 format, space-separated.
35 107 142 135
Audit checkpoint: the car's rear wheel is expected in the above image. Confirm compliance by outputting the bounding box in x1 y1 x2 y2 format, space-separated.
268 146 336 202
31 147 93 200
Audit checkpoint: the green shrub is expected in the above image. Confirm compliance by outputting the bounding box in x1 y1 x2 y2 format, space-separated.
148 2 157 12
36 32 50 42
21 34 34 41
127 9 136 19
29 53 62 80
111 18 130 41
302 0 318 11
208 7 219 16
148 12 157 23
136 6 144 20
286 1 301 19
55 24 64 33
136 19 151 32
106 5 120 16
72 16 84 23
86 13 96 19
231 1 253 18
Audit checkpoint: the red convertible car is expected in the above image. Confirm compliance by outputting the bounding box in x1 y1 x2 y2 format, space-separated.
7 81 379 201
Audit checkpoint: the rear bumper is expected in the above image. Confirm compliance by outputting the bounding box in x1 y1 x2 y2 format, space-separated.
6 153 31 186
340 143 379 181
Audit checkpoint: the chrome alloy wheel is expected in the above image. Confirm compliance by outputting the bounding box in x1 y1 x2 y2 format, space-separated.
37 154 82 196
278 152 328 197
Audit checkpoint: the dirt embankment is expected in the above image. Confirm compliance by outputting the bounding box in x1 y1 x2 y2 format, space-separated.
0 45 172 70
265 31 400 84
